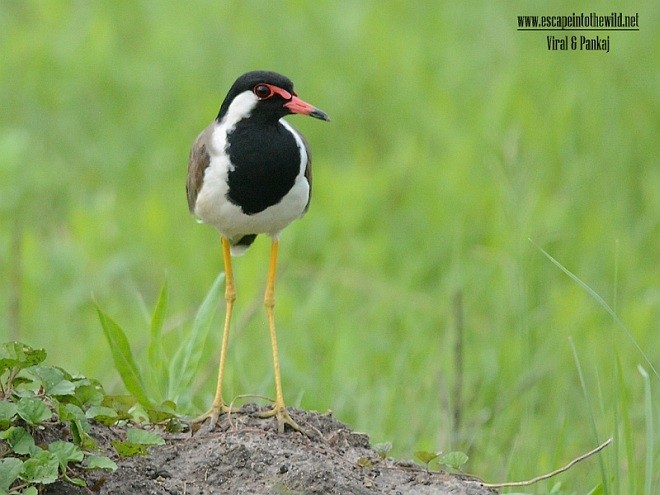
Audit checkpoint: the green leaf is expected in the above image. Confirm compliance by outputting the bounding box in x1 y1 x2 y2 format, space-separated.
16 397 51 425
70 421 96 450
414 450 439 465
112 427 164 457
48 440 84 466
56 403 95 449
168 272 224 400
0 343 46 374
19 451 59 484
95 305 153 409
147 279 169 400
2 426 35 455
111 440 148 458
126 427 165 446
85 405 118 422
438 451 469 469
0 458 23 491
22 487 39 495
57 402 85 424
101 395 136 417
86 455 118 471
63 475 86 487
145 400 178 424
26 365 75 396
0 401 18 429
73 383 104 408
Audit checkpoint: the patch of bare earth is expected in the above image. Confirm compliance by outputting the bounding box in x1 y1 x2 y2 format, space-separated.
45 404 496 495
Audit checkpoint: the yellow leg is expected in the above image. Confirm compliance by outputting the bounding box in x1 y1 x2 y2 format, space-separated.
193 236 235 425
258 239 304 433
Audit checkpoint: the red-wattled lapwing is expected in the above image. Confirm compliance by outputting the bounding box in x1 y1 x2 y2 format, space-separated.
186 71 329 433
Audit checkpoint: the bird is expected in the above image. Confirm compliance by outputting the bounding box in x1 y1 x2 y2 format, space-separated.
186 70 329 433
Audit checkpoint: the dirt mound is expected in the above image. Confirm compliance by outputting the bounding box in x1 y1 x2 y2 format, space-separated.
45 404 496 495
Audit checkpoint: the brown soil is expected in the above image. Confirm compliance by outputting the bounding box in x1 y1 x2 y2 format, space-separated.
44 404 497 495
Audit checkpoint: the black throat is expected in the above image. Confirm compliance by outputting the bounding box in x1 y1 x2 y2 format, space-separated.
225 119 301 215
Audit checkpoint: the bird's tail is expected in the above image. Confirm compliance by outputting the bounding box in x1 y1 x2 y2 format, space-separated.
230 234 257 256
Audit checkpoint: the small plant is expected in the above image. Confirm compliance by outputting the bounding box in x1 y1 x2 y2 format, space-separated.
438 451 469 470
414 450 439 473
95 273 225 418
372 441 392 460
0 342 118 495
415 449 469 473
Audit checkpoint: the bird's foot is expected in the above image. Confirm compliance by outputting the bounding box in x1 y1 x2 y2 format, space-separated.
258 404 308 435
191 402 232 429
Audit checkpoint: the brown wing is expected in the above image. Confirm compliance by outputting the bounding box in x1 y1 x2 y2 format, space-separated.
301 133 313 214
186 126 213 213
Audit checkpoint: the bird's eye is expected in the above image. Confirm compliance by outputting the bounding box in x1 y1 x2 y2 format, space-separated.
253 84 273 99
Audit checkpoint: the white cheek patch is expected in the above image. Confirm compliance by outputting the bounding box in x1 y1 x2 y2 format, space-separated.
211 91 258 172
221 91 258 129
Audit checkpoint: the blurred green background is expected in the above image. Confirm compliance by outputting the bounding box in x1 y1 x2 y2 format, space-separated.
1 1 658 492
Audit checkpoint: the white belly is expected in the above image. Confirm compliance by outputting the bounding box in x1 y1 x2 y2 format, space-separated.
194 153 309 241
192 115 310 244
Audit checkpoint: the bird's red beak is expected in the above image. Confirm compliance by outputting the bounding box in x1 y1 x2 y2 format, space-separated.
284 96 330 121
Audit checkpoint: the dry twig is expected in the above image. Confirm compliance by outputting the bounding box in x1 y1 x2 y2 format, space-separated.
483 437 612 489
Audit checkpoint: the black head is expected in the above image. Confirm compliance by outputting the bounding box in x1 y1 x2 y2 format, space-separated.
216 70 330 123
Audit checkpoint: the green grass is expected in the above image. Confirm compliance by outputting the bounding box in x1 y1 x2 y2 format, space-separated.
1 1 658 493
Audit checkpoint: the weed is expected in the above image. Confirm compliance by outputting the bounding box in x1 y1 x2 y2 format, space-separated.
0 342 118 494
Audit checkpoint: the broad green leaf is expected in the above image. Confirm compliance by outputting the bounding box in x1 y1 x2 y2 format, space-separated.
26 365 74 396
126 427 165 446
56 403 95 449
22 487 39 495
57 402 85 423
95 305 153 408
111 440 148 457
19 451 59 484
168 272 224 400
146 400 178 424
85 405 118 421
2 427 35 455
86 455 118 471
414 450 439 465
70 420 96 450
48 441 84 466
73 383 105 408
0 343 46 374
0 458 23 491
438 451 469 469
0 401 18 427
102 394 137 416
16 397 51 425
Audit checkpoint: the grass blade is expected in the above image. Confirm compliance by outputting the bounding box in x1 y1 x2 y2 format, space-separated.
95 304 153 409
637 365 653 495
146 279 169 401
167 272 225 401
530 239 658 380
615 354 636 495
569 337 609 495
